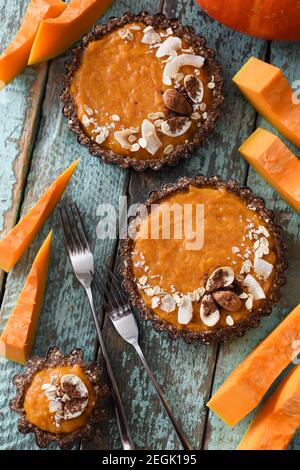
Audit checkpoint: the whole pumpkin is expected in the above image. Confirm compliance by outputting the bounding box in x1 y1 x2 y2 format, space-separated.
195 0 300 40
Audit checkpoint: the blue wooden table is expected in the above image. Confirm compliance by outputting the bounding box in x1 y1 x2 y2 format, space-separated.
0 0 299 450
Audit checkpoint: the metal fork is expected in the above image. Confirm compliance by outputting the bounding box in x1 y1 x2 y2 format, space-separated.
94 265 192 451
59 202 134 450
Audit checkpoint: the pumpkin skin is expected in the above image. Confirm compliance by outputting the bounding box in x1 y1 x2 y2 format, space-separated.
195 0 300 41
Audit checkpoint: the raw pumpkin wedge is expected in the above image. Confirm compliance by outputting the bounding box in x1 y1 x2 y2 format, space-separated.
238 364 300 450
28 0 113 65
0 230 52 365
233 57 300 148
207 304 300 427
239 128 300 214
0 0 66 89
0 159 78 273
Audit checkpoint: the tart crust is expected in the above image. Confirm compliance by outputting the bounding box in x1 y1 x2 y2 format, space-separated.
119 175 287 344
10 347 109 449
60 11 224 171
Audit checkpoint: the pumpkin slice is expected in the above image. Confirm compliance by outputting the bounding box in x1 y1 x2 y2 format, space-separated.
239 128 300 213
0 0 66 89
28 0 113 65
0 159 78 273
233 57 300 148
0 230 52 365
238 364 300 450
207 304 300 426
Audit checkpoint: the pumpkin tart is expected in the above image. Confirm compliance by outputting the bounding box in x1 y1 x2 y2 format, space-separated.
61 12 223 171
10 347 109 449
120 176 287 344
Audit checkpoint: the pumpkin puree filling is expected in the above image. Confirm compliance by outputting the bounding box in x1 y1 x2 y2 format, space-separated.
70 22 213 160
24 364 95 434
131 186 276 333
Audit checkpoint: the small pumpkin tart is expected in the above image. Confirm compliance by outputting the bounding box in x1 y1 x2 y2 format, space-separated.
120 176 287 344
61 12 223 171
10 347 109 449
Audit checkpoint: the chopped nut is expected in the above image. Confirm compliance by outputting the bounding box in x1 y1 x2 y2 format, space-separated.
82 114 90 127
163 144 174 155
163 88 193 115
206 267 235 291
161 117 191 137
207 82 215 89
114 128 138 149
130 143 140 152
151 296 160 308
111 114 120 121
138 137 147 148
139 276 148 286
190 112 201 120
95 127 109 144
174 72 184 81
148 112 165 120
212 290 242 312
226 315 234 326
83 104 93 115
128 134 137 143
163 54 205 85
119 30 134 41
200 294 220 327
184 74 204 103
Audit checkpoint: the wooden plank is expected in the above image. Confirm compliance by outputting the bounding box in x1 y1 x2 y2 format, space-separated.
96 0 266 450
0 0 48 295
0 0 153 450
204 41 300 450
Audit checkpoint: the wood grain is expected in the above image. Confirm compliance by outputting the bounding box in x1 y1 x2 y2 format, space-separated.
0 0 48 296
96 0 267 451
0 0 154 450
204 41 300 451
0 0 299 451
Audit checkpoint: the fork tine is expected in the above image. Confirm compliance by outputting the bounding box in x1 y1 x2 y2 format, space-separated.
59 206 76 256
94 268 115 312
72 202 91 251
66 203 86 253
98 265 125 308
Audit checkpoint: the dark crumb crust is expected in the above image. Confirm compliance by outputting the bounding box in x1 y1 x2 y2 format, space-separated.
60 11 224 172
119 175 287 345
10 347 110 449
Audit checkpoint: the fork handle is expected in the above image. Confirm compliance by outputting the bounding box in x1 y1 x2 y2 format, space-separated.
133 342 192 451
85 287 135 450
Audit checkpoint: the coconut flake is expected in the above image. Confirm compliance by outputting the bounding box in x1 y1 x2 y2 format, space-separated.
95 127 109 145
163 54 205 85
141 119 162 155
160 294 176 313
156 36 182 58
253 258 273 280
114 128 138 149
142 29 161 45
242 274 266 300
178 295 193 324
